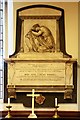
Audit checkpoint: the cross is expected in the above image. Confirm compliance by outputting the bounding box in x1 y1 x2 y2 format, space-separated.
27 89 40 118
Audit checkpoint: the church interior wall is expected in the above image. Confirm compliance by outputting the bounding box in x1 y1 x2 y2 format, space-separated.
78 1 80 110
2 1 80 111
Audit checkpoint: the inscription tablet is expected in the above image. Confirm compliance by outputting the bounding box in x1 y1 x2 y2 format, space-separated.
8 61 73 87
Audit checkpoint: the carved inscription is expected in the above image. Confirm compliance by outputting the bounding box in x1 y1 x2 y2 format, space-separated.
8 62 66 85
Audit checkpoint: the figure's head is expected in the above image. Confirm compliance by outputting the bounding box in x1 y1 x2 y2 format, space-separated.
31 24 40 31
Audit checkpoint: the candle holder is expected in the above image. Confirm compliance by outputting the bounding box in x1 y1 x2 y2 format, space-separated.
53 106 60 118
5 105 12 118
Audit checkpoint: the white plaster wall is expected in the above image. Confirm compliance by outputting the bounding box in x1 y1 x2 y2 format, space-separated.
3 1 79 111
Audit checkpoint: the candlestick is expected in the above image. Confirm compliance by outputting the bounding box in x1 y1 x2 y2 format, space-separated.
5 105 12 118
53 106 60 118
55 98 57 107
53 98 60 118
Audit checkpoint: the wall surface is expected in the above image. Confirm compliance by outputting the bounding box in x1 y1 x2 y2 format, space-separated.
78 1 80 110
4 1 79 111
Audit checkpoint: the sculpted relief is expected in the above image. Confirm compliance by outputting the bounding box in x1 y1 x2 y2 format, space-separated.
25 24 55 52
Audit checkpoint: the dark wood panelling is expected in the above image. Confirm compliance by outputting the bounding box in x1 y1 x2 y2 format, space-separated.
0 111 80 118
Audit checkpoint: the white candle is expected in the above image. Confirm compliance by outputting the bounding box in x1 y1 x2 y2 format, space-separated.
55 98 57 107
32 89 35 94
32 89 35 115
8 98 10 105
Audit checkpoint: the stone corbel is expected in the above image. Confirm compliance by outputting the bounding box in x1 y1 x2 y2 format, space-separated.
7 85 16 98
64 86 73 99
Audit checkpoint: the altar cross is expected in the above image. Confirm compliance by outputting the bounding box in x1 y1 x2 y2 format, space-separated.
27 89 40 118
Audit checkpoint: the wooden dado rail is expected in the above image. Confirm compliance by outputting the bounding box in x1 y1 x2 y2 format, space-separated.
0 111 80 118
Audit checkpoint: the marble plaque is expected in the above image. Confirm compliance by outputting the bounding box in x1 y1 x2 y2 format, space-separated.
8 61 73 87
5 4 77 100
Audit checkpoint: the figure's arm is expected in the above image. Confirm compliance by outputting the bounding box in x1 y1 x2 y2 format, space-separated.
32 30 42 36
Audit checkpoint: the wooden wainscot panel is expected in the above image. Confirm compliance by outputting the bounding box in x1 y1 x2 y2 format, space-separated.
1 111 80 118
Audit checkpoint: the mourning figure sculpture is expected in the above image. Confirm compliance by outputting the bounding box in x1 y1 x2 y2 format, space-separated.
25 24 55 52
